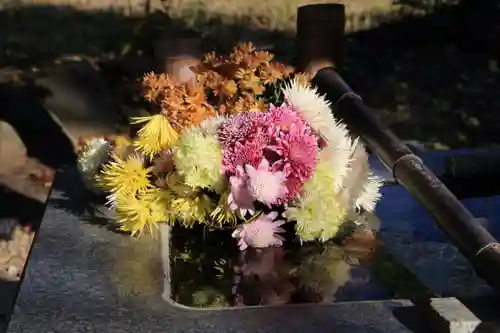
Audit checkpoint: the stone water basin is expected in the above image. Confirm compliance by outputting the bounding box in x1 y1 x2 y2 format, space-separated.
8 148 500 332
165 148 500 308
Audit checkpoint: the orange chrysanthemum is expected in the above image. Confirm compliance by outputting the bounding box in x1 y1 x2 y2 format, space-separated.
141 72 215 132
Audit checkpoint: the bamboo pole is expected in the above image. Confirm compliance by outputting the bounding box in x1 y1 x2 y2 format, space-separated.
153 33 201 82
296 3 345 75
296 3 500 293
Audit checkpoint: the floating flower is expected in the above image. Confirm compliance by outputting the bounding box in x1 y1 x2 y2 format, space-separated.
173 126 223 189
105 192 118 211
170 193 215 227
228 166 255 217
217 111 266 147
232 212 286 250
131 114 179 158
211 189 238 226
115 189 172 236
97 154 152 195
354 172 383 213
199 115 227 137
339 141 382 212
77 137 112 193
267 121 318 202
245 158 287 206
266 103 308 132
222 134 269 174
79 42 383 243
282 79 352 155
284 154 348 242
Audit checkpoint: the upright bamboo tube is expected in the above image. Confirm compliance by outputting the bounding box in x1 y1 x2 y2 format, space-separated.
296 3 345 75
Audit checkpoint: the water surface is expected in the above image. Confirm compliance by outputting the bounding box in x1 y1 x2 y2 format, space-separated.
166 218 430 308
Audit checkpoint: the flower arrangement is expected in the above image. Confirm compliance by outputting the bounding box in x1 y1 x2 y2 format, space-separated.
78 42 383 252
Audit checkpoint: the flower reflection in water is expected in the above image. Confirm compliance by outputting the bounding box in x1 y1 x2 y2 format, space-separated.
233 247 295 306
169 224 397 308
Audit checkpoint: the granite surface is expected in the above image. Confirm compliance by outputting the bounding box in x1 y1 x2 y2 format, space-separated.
5 148 500 332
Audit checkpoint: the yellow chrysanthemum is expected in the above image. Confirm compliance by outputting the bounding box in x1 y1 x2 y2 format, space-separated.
113 135 134 160
115 189 173 236
285 157 348 242
131 114 179 158
165 172 198 197
210 190 238 226
172 126 222 189
97 154 152 195
171 194 215 227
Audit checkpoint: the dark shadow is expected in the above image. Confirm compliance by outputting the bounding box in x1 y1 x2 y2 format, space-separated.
0 280 18 331
48 166 127 234
0 184 44 237
0 81 77 169
457 294 500 322
392 305 431 333
340 2 500 149
472 322 500 333
1 1 499 153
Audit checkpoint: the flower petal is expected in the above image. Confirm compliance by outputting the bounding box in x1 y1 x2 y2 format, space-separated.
245 163 257 177
259 158 270 171
267 211 279 220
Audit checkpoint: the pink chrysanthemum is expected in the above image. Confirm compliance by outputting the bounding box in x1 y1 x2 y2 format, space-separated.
220 104 319 204
268 123 318 203
217 111 267 147
222 127 270 174
245 158 287 206
267 103 309 133
228 165 255 217
231 211 286 251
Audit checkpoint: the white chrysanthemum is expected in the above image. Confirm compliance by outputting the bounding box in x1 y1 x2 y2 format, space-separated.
282 79 355 189
199 115 227 137
355 172 383 212
282 79 351 146
77 138 112 192
315 139 355 191
338 140 368 205
339 140 383 213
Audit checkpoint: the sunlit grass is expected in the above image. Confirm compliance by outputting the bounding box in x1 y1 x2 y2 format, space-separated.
21 0 406 33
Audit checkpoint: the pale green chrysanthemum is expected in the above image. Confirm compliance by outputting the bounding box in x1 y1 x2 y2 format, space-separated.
172 126 223 189
285 155 348 242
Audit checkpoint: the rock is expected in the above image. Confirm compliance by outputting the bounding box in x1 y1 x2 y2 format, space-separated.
426 298 481 333
6 265 19 279
0 122 27 173
0 219 17 241
0 244 11 264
